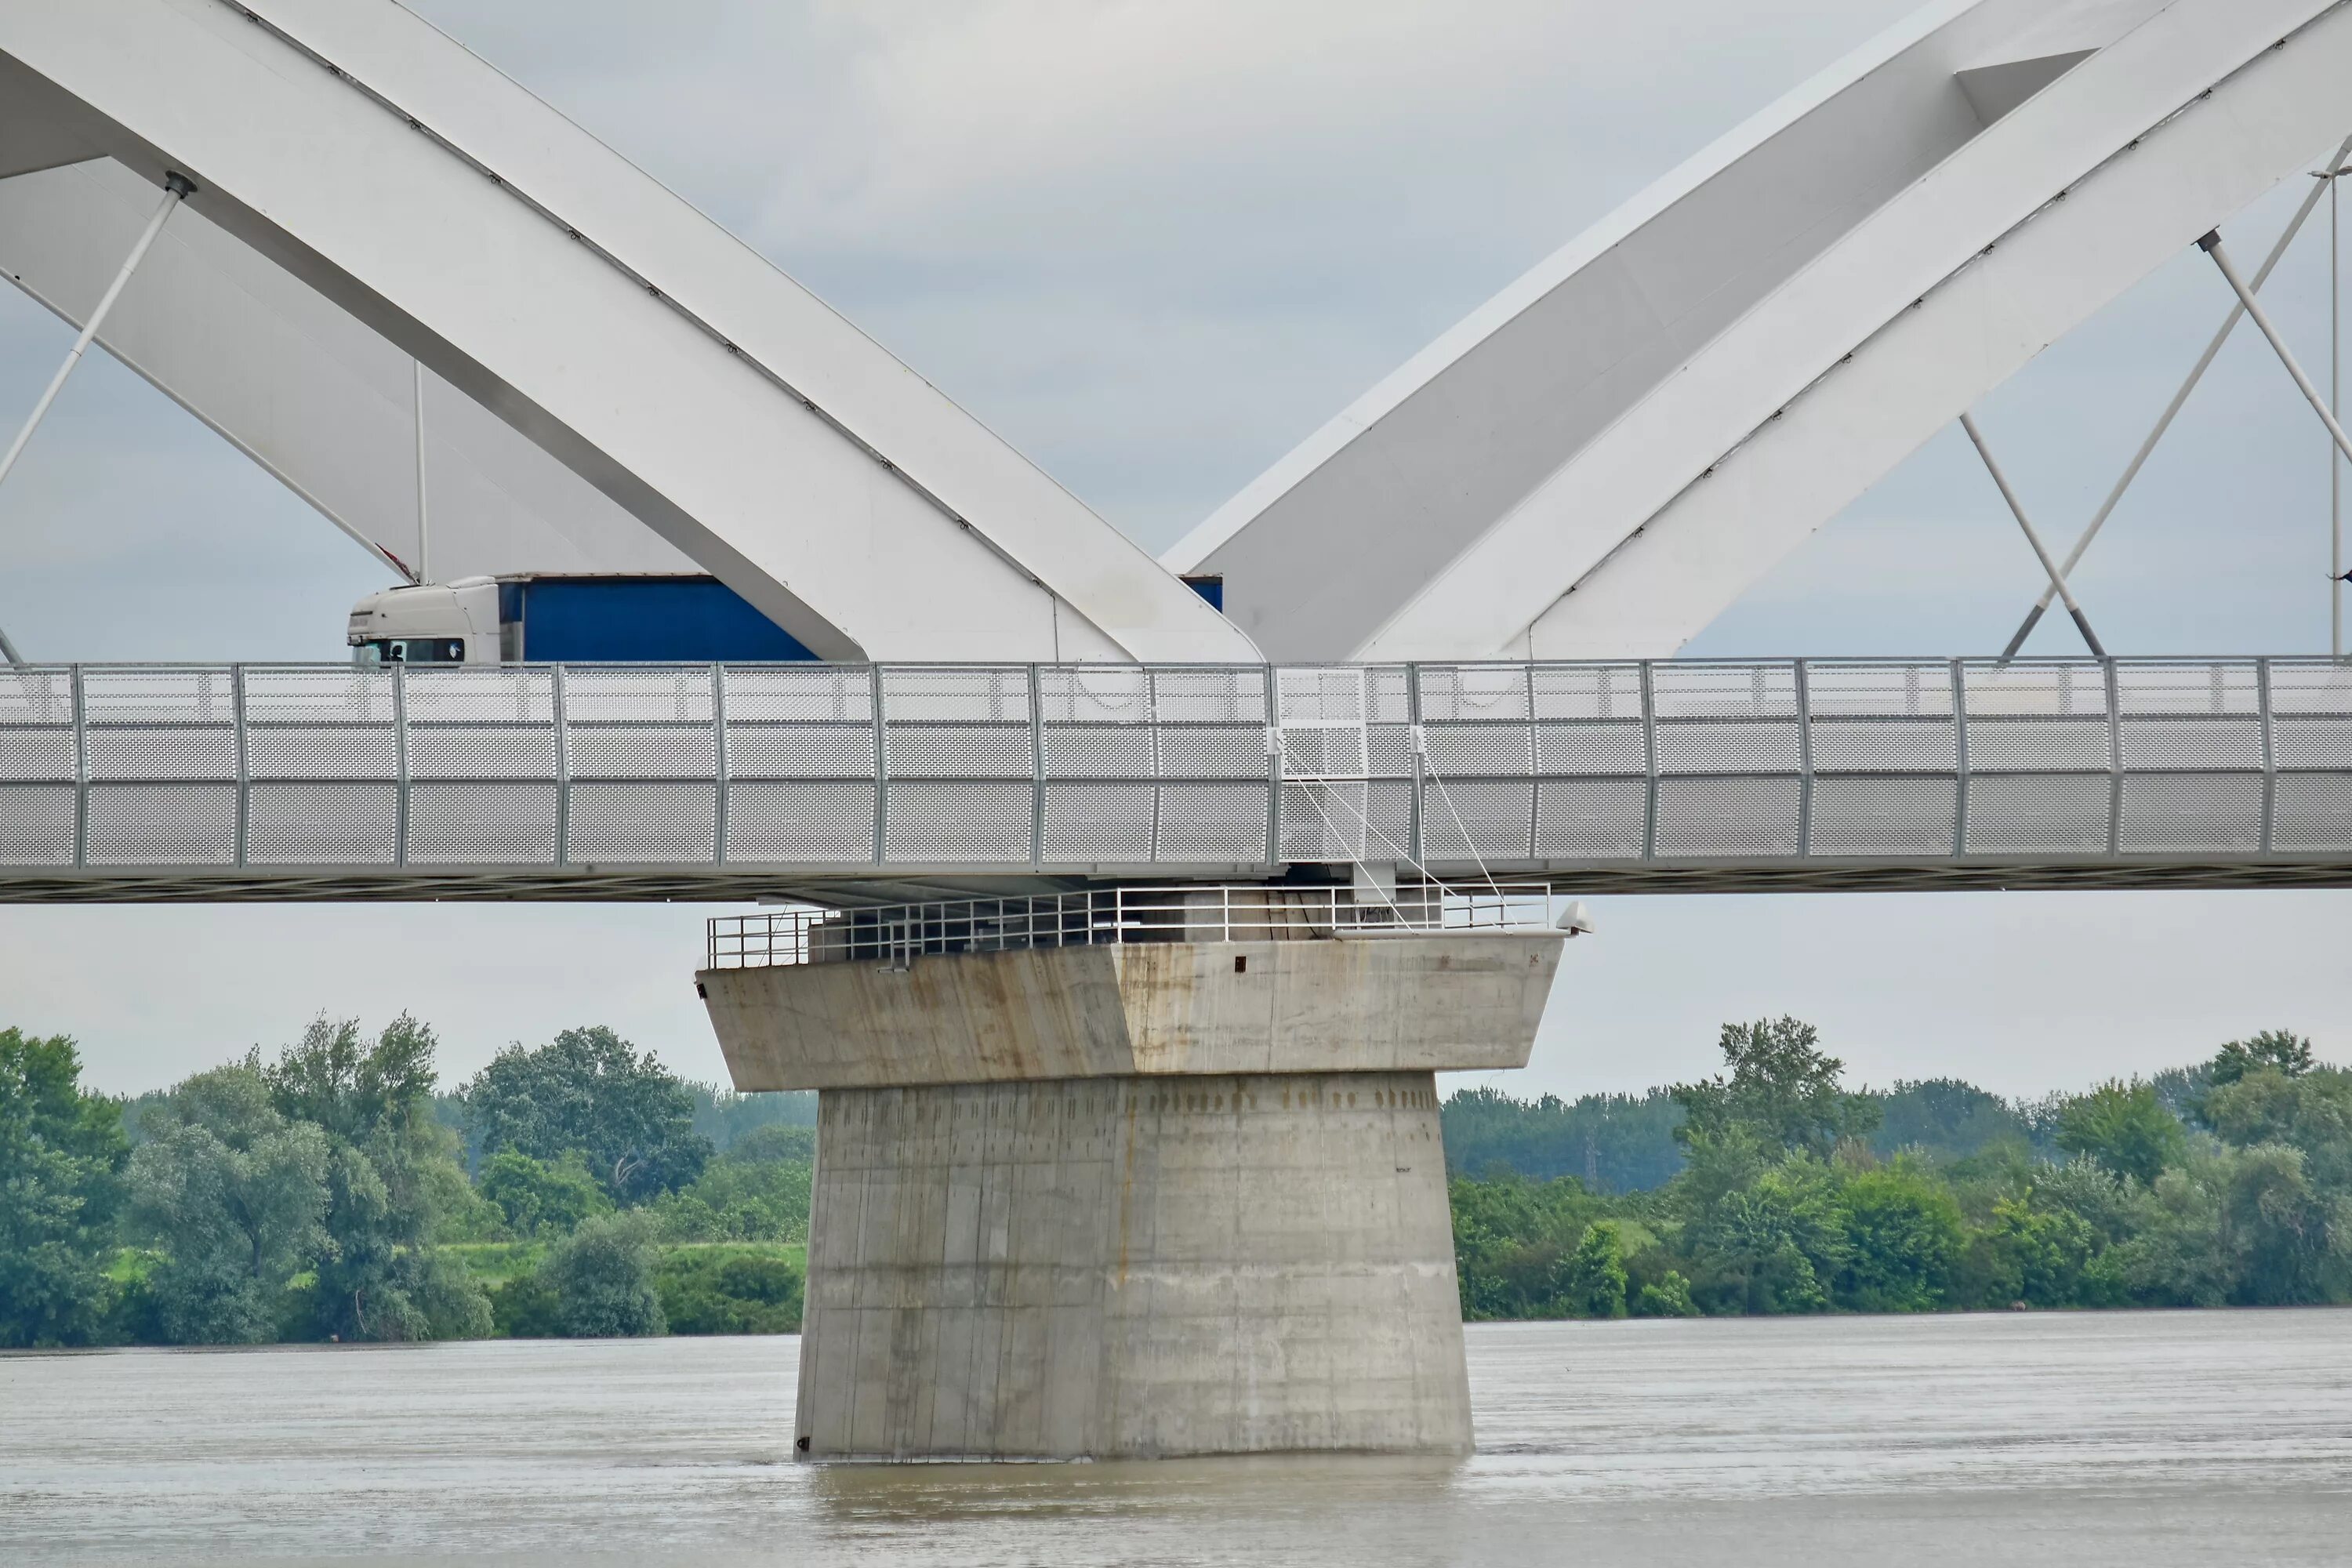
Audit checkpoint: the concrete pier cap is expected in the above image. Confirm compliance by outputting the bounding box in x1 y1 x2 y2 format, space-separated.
697 884 1567 1462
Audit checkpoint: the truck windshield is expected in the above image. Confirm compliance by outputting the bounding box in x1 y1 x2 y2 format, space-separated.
351 639 466 665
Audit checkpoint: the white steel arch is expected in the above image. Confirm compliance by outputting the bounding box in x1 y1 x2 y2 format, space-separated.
0 0 1259 665
1167 0 2352 662
0 156 694 586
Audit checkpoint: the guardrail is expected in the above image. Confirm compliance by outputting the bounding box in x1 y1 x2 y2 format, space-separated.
0 657 2347 874
704 884 1571 970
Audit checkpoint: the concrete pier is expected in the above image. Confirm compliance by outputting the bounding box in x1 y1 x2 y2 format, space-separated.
699 917 1560 1461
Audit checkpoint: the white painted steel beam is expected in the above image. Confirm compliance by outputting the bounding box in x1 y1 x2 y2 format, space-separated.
0 1 1256 664
1173 0 2352 662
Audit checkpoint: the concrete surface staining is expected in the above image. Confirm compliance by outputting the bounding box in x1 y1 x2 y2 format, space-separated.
796 1070 1471 1461
702 927 1562 1461
701 936 1560 1091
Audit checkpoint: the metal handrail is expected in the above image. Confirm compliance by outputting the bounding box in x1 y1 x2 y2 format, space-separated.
703 883 1571 971
0 656 2345 874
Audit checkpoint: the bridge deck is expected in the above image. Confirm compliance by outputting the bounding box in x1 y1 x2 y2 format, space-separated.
1 659 2346 903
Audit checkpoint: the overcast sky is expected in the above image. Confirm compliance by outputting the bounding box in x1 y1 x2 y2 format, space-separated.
0 0 2345 1097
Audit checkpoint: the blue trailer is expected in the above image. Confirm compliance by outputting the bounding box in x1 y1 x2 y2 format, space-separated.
347 574 818 664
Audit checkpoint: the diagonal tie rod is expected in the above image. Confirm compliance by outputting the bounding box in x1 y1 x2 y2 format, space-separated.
1962 412 2107 657
0 172 196 666
2000 134 2352 659
2200 229 2352 483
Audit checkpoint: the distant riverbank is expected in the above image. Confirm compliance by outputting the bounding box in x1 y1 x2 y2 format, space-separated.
7 1014 2345 1349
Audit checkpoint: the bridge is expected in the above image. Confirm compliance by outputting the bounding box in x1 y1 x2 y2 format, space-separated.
4 0 2352 1464
2 655 2350 902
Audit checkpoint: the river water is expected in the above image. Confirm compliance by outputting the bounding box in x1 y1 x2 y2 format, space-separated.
4 1310 2349 1566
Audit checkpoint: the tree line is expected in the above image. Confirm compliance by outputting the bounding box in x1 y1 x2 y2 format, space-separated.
0 1018 813 1348
5 1013 2344 1347
1447 1019 2351 1319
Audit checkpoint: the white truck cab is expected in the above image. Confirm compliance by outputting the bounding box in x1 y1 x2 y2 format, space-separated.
346 576 503 664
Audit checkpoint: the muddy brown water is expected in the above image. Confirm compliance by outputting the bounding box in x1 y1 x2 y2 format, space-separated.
4 1309 2349 1565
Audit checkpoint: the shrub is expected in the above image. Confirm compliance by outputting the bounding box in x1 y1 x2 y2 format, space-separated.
1634 1270 1699 1317
477 1150 611 1238
655 1248 803 1334
540 1214 665 1337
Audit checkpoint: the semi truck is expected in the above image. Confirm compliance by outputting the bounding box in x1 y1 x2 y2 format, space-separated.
347 574 816 664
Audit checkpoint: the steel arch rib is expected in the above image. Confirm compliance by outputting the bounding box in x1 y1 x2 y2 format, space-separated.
0 0 1259 666
1171 0 2352 662
0 158 697 586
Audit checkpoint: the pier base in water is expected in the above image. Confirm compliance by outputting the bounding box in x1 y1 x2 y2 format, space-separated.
700 923 1561 1461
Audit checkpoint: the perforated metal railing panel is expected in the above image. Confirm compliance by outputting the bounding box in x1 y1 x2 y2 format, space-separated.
1 658 2348 899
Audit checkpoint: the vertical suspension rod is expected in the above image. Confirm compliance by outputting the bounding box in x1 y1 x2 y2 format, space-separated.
412 359 431 584
2334 165 2344 660
1961 412 2107 657
0 173 195 666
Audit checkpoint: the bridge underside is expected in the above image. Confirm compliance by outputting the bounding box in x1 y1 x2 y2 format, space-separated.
3 855 2350 905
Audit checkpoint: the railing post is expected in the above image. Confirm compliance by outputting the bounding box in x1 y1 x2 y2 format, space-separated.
1951 659 1969 857
1265 669 1282 866
1638 659 1658 862
2257 656 2276 855
1525 661 1541 862
550 665 570 867
1406 662 1425 866
711 664 729 866
231 664 249 868
70 665 86 869
2103 659 2123 857
1027 663 1044 866
872 665 887 865
1793 658 1813 858
391 662 409 868
1146 667 1163 863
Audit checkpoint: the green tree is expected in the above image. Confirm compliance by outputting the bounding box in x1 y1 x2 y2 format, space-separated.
0 1029 130 1347
1557 1221 1629 1318
1448 1173 1603 1319
2055 1081 2185 1187
1673 1017 1881 1159
2199 1066 2352 1192
1682 1154 1849 1315
477 1149 612 1237
2209 1030 2316 1087
656 1248 803 1334
1835 1163 1963 1312
2092 1154 2234 1306
2220 1142 2350 1305
645 1131 813 1243
463 1026 712 1202
541 1212 666 1337
1633 1269 1700 1317
1441 1084 1688 1191
125 1062 330 1344
1871 1079 2029 1163
1967 1193 2096 1308
689 1086 817 1151
489 1271 563 1339
265 1016 490 1341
